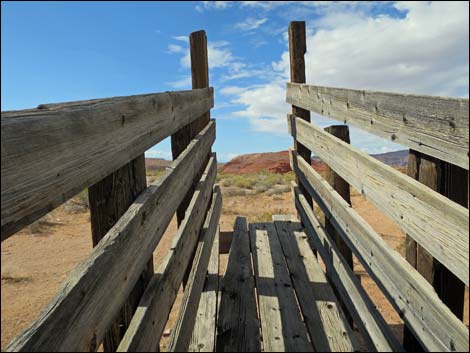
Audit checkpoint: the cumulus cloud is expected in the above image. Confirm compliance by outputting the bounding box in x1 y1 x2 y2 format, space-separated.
227 1 469 153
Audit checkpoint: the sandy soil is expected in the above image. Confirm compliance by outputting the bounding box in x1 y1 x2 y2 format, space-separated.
1 190 468 350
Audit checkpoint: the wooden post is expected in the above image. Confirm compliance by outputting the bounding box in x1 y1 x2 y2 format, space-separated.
171 30 211 225
403 150 468 351
171 30 211 288
88 155 154 351
289 21 313 209
323 125 354 325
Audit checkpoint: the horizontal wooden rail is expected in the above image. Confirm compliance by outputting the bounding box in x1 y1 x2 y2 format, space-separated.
286 83 469 169
290 182 402 352
1 87 214 240
6 120 216 352
290 150 469 352
288 115 469 285
168 186 222 352
118 155 218 352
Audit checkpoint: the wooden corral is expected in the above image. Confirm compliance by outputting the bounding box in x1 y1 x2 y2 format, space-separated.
1 22 469 352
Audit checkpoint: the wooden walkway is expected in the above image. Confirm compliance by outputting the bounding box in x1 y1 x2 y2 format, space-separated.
188 216 358 352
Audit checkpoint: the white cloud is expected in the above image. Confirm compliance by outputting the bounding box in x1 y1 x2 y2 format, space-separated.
166 44 184 54
224 2 469 153
167 75 192 89
196 1 233 12
172 35 189 43
145 149 172 159
234 17 268 31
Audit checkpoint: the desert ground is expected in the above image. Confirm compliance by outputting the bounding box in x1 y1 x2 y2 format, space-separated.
1 165 468 351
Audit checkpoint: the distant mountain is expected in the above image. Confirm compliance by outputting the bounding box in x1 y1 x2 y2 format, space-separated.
220 150 409 174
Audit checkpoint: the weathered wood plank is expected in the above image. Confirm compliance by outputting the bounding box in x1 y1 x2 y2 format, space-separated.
290 185 403 352
216 217 261 352
250 222 313 352
88 154 154 351
5 121 216 352
273 219 357 352
290 150 469 352
168 186 222 352
288 115 469 285
117 154 218 352
188 226 219 352
286 83 469 169
1 87 214 240
404 150 468 351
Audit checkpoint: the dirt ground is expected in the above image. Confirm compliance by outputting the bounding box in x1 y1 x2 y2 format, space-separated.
1 189 468 350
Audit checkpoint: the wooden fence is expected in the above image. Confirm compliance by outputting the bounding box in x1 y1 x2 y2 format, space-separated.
287 21 469 353
1 21 469 353
1 30 221 352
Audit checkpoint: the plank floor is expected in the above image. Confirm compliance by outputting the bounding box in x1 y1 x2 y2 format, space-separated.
190 215 358 352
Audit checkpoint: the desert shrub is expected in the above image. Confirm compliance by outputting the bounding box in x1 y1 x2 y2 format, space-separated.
75 189 90 208
26 214 56 235
265 185 291 195
218 171 295 194
222 187 247 197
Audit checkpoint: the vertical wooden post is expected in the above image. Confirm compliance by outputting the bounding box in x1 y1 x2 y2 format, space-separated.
171 30 211 225
171 30 211 288
289 21 313 210
403 150 468 351
323 125 354 325
88 155 154 351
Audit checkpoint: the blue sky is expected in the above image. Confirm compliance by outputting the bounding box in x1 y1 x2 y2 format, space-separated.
2 1 469 162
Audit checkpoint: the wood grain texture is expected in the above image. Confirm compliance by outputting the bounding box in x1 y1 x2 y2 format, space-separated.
216 217 261 352
404 150 468 351
291 183 403 352
250 222 313 352
168 186 222 352
289 115 469 285
189 226 219 352
171 30 211 225
117 155 217 352
273 219 357 352
286 83 469 169
1 87 214 240
288 21 312 209
88 154 154 351
290 150 469 352
5 121 215 352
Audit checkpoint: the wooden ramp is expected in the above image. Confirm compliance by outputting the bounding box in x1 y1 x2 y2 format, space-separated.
188 215 358 352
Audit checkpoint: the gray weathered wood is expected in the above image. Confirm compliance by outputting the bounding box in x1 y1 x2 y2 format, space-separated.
286 83 469 169
189 226 219 352
290 185 403 352
1 87 214 240
117 154 217 352
273 219 357 352
404 150 468 351
288 21 313 210
216 217 261 352
168 186 222 352
172 30 212 225
250 222 313 352
288 115 469 285
5 121 215 352
88 154 154 351
290 150 469 352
